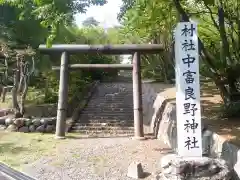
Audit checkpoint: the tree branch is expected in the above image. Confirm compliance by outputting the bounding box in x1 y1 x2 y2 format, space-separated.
203 3 219 32
217 2 232 65
172 0 219 77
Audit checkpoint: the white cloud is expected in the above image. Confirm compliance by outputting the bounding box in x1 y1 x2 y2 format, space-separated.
75 0 122 28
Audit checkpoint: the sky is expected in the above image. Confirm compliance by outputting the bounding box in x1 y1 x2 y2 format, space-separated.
75 0 131 64
75 0 123 28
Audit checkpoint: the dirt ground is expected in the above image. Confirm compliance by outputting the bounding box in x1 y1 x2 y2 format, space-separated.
22 136 170 180
153 81 240 147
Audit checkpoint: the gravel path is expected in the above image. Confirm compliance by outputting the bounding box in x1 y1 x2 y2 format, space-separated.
23 137 171 180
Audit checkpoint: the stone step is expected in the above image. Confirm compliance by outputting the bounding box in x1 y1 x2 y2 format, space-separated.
80 112 133 116
72 126 134 131
87 102 133 104
82 107 133 110
81 109 133 112
86 104 133 108
73 122 134 127
88 97 133 99
70 81 136 136
84 103 133 105
80 112 133 115
89 97 133 100
79 116 133 121
87 104 133 107
71 129 134 135
87 100 133 103
79 119 133 124
89 97 133 99
84 105 133 107
80 115 133 119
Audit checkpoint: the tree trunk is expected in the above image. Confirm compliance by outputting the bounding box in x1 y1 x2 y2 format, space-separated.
12 72 20 114
19 76 28 115
2 87 7 102
214 79 230 104
12 58 20 116
0 85 2 97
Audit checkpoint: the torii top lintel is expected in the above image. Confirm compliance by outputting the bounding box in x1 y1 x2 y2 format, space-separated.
38 44 165 55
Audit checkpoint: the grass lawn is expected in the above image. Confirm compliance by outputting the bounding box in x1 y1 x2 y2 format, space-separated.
0 132 80 171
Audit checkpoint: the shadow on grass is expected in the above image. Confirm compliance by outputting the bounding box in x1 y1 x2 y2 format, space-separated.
200 81 220 98
140 172 151 179
0 142 28 155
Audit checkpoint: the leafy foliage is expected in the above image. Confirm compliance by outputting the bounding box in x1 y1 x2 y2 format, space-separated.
0 1 120 109
0 0 107 47
32 25 120 104
119 0 240 116
82 17 99 27
119 0 176 82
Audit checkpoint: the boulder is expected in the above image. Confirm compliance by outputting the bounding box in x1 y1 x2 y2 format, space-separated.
45 125 54 133
0 116 7 125
13 118 26 128
6 124 18 132
40 117 56 126
29 125 35 132
0 109 10 117
24 119 32 126
5 117 14 126
32 118 41 127
36 125 45 133
18 126 29 133
157 154 232 180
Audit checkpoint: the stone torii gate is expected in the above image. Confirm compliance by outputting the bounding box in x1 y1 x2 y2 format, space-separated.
38 44 164 139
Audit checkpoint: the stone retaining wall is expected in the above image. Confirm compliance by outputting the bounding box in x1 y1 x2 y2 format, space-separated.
142 83 240 179
0 81 100 134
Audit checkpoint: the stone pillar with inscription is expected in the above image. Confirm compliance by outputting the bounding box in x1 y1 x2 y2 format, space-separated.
156 22 232 180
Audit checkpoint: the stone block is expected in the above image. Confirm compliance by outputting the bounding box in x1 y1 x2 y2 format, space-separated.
127 162 144 179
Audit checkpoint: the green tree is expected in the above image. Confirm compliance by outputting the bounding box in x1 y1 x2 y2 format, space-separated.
0 0 107 46
119 0 176 82
172 0 240 114
120 0 240 116
82 17 99 27
0 0 109 116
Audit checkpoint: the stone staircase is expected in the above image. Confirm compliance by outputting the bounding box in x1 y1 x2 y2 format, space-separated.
71 77 134 136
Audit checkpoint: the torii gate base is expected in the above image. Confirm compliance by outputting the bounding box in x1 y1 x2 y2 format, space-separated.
39 44 164 139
